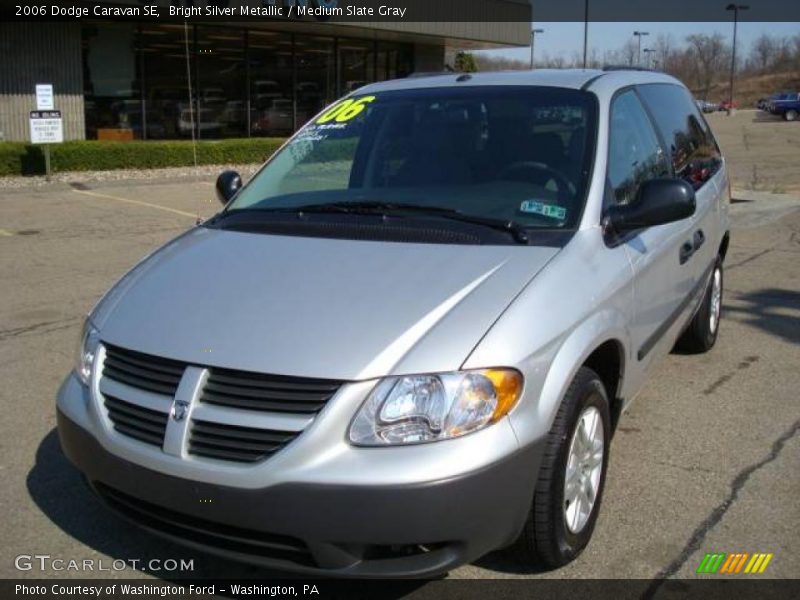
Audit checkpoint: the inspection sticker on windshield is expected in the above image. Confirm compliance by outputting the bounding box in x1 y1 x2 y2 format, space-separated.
519 200 566 220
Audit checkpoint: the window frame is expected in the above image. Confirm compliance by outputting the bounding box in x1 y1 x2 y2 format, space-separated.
603 85 672 214
634 82 723 191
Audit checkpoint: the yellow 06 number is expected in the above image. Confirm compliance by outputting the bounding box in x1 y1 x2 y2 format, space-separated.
316 96 376 124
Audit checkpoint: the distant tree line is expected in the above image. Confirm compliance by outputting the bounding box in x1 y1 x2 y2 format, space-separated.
467 32 800 101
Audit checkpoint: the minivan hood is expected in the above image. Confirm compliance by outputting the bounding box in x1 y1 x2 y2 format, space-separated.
94 228 559 380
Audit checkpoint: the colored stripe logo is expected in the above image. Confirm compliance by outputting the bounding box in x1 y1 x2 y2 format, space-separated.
697 552 773 574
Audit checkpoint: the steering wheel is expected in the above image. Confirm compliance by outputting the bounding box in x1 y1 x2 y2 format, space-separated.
498 161 575 202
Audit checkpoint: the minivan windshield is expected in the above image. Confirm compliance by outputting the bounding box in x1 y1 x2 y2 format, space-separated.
227 86 596 234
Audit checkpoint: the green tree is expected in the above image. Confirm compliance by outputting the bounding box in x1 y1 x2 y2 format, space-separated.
454 51 478 73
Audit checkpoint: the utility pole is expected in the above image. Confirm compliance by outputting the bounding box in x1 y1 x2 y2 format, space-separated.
582 0 589 68
633 31 649 66
726 3 749 115
530 28 544 69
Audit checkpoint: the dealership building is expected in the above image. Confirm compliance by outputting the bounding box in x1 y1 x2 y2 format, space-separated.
0 3 530 142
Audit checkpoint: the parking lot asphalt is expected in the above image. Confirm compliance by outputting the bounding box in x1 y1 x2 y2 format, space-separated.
0 179 798 584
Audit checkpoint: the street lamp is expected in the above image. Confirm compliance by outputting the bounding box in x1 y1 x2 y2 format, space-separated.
582 0 589 68
643 48 655 69
633 30 650 66
530 28 544 69
726 3 749 115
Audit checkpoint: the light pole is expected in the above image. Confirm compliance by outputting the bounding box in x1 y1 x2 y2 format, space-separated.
530 28 544 69
633 31 649 66
582 0 589 68
643 48 655 69
726 3 749 115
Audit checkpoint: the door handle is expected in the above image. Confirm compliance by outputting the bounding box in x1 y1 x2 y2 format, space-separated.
679 241 694 265
693 229 706 250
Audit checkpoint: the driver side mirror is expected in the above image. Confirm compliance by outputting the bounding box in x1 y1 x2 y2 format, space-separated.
216 170 242 205
604 177 695 234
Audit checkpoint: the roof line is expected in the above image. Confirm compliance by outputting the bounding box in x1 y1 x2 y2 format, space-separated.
580 72 607 91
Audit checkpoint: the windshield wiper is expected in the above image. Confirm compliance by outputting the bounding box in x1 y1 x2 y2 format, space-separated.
248 201 530 244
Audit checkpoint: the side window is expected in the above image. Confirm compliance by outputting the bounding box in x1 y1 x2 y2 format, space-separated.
607 90 670 205
637 84 722 189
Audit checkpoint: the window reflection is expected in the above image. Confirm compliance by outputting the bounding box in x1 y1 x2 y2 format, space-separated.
249 30 293 136
82 25 413 141
82 23 141 140
296 36 336 127
141 24 190 140
339 39 374 94
196 27 245 139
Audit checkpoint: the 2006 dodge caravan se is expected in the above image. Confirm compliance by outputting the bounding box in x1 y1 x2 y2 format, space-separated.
58 69 730 577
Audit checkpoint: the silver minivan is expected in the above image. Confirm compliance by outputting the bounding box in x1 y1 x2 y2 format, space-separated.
58 69 730 577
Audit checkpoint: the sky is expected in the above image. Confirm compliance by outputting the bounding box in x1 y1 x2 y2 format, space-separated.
479 22 800 64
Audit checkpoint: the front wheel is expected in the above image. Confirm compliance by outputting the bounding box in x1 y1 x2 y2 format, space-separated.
510 367 610 568
785 109 798 122
677 257 723 353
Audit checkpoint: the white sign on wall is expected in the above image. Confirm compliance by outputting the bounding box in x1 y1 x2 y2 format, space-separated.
35 84 54 110
30 111 63 144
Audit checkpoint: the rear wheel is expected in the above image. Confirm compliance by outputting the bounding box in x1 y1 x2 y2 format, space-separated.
510 367 610 568
785 109 798 122
677 257 723 353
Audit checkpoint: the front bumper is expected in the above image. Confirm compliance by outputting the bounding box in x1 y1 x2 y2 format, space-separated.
57 375 545 577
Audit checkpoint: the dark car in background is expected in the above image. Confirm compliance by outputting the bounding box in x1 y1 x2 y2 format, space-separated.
768 92 800 121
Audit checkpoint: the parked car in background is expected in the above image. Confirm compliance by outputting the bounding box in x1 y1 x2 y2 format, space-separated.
768 92 800 121
252 98 294 134
178 108 222 138
764 92 794 114
695 99 717 113
718 100 737 112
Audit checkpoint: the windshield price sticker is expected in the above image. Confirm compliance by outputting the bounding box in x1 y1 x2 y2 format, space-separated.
316 96 376 124
519 200 567 220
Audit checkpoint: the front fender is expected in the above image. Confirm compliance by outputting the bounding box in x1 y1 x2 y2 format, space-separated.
504 310 630 446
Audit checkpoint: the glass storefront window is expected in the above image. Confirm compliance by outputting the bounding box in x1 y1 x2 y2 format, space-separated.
249 30 293 136
196 27 246 139
140 24 190 139
82 24 413 141
338 38 375 94
377 41 414 81
82 23 140 140
295 36 335 128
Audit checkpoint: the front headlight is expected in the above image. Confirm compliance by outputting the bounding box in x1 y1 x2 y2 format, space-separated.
75 319 100 386
349 369 523 446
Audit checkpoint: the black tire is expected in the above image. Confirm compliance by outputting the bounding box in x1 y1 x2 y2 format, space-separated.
785 109 798 122
510 367 611 568
677 256 723 353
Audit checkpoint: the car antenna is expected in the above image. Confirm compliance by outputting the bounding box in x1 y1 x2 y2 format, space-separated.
183 21 202 225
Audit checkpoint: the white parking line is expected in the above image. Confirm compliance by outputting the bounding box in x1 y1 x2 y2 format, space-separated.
72 189 197 218
0 229 14 237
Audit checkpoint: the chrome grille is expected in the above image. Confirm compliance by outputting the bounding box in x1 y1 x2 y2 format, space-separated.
103 344 184 396
188 420 299 463
104 395 169 447
200 367 341 414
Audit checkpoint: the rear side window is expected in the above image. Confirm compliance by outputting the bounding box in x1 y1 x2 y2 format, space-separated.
637 84 722 189
607 90 670 205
